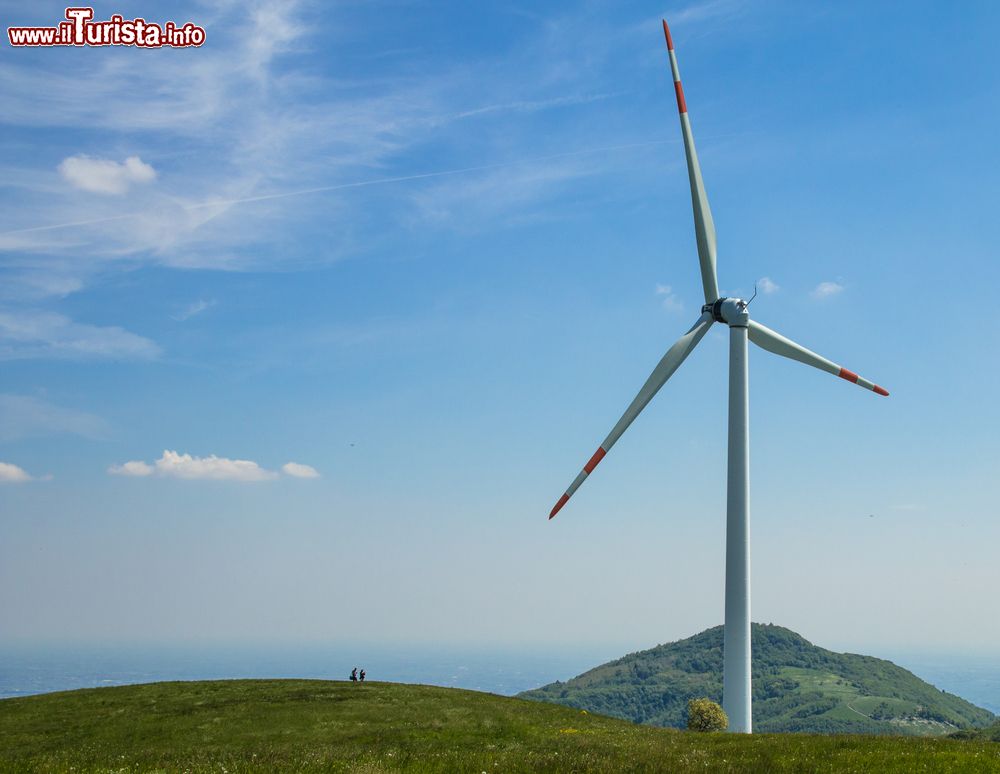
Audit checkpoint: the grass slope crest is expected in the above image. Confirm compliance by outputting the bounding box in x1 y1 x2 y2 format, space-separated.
519 623 995 735
3 680 1000 772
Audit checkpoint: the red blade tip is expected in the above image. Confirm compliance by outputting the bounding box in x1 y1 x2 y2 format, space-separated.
661 19 674 51
874 385 889 396
583 447 606 474
549 493 570 520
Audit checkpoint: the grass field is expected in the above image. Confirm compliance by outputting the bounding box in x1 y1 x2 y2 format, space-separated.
1 680 998 772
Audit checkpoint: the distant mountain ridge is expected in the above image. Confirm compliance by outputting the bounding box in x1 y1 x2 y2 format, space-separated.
519 624 995 735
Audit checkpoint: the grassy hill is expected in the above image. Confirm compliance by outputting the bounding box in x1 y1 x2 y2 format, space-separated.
952 720 1000 743
2 680 999 773
519 624 995 735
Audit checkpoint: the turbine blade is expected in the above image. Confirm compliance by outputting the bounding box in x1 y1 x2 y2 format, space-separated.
748 320 889 397
662 19 720 305
549 311 714 519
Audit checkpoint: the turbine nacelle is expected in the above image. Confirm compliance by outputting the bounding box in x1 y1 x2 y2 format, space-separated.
705 298 749 327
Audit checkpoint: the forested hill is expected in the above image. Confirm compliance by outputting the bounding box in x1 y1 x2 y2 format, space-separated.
519 624 995 735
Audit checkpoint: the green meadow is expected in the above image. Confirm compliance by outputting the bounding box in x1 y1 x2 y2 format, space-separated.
2 680 998 772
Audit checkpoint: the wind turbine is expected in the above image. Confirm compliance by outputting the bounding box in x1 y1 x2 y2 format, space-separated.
547 19 889 734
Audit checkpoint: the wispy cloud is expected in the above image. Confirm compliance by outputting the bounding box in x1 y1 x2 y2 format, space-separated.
8 272 85 301
409 158 596 228
0 311 159 361
811 280 845 299
0 0 425 288
172 299 217 322
451 92 620 121
0 1 670 301
1 140 676 240
655 283 684 312
58 155 156 196
670 0 748 25
243 0 304 80
630 0 748 40
758 276 779 294
0 394 108 441
108 450 317 482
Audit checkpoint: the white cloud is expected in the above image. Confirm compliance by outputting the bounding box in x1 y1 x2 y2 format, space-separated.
758 277 779 294
0 394 107 441
0 461 33 483
58 155 156 195
172 299 216 322
282 462 320 479
0 311 159 361
107 460 154 477
811 281 845 299
154 450 277 481
109 451 319 482
655 283 683 312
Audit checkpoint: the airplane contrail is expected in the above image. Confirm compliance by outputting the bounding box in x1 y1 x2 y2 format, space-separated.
0 139 680 237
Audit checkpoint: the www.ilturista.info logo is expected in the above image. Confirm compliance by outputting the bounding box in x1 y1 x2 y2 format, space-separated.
8 7 206 48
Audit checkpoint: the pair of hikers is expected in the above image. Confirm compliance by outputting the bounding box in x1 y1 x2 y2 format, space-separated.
350 667 366 683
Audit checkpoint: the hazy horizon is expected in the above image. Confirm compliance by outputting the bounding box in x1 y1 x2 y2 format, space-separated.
7 624 1000 661
3 635 999 716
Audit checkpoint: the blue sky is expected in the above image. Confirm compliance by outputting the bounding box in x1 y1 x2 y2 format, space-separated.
1 0 999 657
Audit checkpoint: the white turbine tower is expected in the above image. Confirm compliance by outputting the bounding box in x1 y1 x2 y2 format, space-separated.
547 19 889 734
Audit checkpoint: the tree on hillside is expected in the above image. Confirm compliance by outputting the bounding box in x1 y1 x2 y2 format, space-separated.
687 698 728 732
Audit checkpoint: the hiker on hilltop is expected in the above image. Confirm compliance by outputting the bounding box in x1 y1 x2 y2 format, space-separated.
350 667 358 682
359 669 366 682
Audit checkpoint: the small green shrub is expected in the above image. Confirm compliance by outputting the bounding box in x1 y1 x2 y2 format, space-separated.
687 697 728 732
